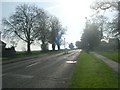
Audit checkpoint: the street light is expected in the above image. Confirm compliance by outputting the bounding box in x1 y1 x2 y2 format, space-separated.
63 37 68 54
64 38 65 49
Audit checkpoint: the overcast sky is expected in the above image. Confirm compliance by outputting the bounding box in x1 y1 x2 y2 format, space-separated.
1 0 114 51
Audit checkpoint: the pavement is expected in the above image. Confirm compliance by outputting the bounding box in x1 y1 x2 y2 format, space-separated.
92 52 120 74
2 49 81 88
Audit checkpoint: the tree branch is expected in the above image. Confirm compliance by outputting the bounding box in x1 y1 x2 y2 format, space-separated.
5 20 27 42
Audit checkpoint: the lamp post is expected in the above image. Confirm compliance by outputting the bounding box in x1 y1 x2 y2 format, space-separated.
0 31 1 40
64 38 65 49
63 37 68 54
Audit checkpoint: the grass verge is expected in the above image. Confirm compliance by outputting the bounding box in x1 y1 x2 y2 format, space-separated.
98 51 120 63
2 50 63 61
69 51 120 88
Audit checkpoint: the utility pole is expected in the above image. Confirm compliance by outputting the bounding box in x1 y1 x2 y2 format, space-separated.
64 38 65 49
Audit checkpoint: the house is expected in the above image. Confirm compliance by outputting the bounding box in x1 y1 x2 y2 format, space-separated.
0 40 16 57
0 32 16 56
0 40 6 54
0 40 6 48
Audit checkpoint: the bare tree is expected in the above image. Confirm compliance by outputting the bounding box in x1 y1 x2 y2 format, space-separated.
2 4 47 53
48 16 58 50
55 27 66 50
90 0 118 11
49 16 66 50
90 0 118 32
91 15 109 39
90 1 120 50
36 10 50 51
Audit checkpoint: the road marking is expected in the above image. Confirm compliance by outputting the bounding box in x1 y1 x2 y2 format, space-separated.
14 74 33 78
26 62 38 68
8 73 33 79
66 61 77 64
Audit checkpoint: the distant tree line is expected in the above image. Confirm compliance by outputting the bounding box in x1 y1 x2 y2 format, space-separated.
2 4 66 53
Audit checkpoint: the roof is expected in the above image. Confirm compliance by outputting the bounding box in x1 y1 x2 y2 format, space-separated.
0 40 6 46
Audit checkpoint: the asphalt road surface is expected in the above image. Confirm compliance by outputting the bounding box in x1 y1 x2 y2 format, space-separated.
2 49 80 88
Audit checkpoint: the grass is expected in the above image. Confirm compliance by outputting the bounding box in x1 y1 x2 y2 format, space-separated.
69 51 120 88
99 51 120 63
2 51 42 61
2 50 63 61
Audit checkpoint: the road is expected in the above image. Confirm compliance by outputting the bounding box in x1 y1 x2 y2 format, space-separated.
2 49 80 88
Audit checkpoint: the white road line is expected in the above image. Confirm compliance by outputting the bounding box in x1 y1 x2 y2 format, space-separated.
11 74 33 78
66 61 77 64
4 73 33 79
26 63 38 68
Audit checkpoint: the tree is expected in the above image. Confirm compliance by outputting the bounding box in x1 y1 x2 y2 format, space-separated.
90 0 118 11
91 15 108 39
36 10 50 51
2 4 47 53
75 41 81 49
90 0 120 50
90 0 119 37
48 16 58 50
10 40 17 48
81 22 101 51
69 43 74 49
49 16 66 50
55 27 66 50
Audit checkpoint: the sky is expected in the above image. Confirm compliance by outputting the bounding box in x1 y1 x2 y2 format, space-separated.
0 0 99 51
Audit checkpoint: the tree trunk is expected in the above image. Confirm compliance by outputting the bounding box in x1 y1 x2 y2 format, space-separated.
52 43 55 51
27 41 31 53
27 29 31 53
41 39 49 52
57 44 60 50
42 40 45 51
